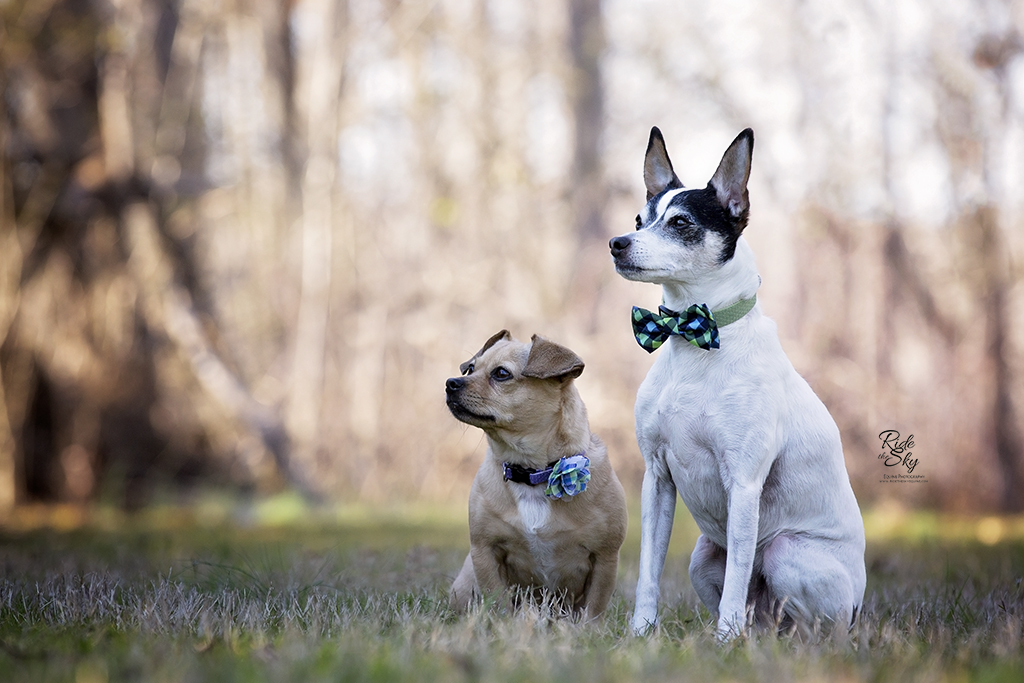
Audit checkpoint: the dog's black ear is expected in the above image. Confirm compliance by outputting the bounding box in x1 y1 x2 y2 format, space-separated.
460 329 511 374
710 128 754 221
644 127 683 201
522 335 584 382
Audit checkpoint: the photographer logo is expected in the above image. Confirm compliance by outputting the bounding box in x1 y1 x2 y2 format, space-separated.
877 430 928 483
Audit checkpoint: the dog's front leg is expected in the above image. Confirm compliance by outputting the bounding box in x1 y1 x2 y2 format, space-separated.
631 466 677 635
717 482 761 640
450 553 478 612
469 543 508 605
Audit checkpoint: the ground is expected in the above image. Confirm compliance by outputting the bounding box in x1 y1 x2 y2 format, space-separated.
0 496 1022 682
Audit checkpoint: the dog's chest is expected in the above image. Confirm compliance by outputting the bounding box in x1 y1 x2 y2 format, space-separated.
511 486 559 580
635 349 724 457
515 486 551 533
635 349 738 534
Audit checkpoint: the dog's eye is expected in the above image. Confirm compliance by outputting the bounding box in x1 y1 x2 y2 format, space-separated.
635 214 643 230
463 363 474 376
491 367 513 382
671 215 691 227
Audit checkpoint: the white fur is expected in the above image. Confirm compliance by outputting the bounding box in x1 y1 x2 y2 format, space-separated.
623 235 866 640
655 188 686 217
513 485 557 583
514 483 551 533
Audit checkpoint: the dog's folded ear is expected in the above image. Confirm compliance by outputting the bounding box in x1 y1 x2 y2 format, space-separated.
710 128 754 221
644 127 684 201
460 329 511 374
523 335 585 382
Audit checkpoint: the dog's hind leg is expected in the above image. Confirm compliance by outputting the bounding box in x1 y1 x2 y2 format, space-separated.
761 534 863 638
690 539 784 630
581 550 620 622
631 466 677 635
688 535 726 618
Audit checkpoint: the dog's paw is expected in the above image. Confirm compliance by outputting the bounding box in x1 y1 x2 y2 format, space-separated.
631 612 658 637
715 612 747 643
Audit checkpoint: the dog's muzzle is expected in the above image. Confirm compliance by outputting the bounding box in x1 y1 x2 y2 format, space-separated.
445 377 495 423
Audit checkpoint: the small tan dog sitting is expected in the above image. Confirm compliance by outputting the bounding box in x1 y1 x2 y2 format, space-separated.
445 330 628 621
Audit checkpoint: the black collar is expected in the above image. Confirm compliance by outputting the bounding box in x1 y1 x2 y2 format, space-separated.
502 460 559 486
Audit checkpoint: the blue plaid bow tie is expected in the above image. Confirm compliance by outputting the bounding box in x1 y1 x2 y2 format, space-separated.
631 296 757 353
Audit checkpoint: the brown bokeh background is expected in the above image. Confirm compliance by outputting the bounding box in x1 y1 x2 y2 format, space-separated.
1 0 1022 515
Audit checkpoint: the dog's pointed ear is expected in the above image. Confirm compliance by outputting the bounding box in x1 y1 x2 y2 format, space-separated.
460 329 511 374
522 335 584 382
644 127 683 201
710 128 754 221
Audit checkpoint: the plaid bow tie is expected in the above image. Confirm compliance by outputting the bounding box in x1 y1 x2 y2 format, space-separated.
631 296 757 352
632 304 719 352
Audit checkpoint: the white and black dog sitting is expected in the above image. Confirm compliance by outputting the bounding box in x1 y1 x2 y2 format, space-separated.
609 128 865 640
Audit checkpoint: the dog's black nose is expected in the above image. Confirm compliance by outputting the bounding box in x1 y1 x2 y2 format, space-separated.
609 235 632 257
446 377 464 394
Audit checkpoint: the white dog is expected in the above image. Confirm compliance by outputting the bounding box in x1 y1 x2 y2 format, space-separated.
609 127 865 639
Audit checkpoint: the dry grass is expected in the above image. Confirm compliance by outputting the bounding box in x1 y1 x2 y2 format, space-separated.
0 504 1022 682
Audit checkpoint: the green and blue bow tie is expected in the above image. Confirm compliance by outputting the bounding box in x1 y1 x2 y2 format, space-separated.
631 296 757 353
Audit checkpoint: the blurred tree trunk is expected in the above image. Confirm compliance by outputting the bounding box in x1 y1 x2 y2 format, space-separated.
285 0 347 497
920 27 1024 512
567 0 607 328
0 92 19 512
974 32 1024 512
0 0 304 509
568 0 605 242
975 205 1024 511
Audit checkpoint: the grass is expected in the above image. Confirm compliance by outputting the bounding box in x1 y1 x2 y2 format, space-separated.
0 498 1022 682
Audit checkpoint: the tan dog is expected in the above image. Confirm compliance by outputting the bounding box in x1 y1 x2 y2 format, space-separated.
445 330 627 621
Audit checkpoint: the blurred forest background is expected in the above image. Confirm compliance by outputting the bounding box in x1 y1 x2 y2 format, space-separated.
1 0 1022 516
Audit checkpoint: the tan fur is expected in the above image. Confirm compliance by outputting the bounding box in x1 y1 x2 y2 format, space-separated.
446 332 628 621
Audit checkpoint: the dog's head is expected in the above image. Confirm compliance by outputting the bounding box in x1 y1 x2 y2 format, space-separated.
610 127 754 285
445 330 585 440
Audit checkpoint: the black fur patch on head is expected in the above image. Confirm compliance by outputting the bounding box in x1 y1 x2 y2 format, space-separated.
645 185 749 264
